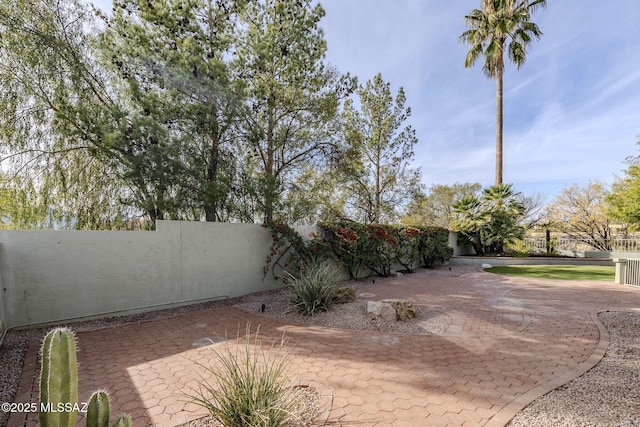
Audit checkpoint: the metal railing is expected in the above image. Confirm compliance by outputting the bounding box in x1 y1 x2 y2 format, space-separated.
524 238 640 253
624 259 640 287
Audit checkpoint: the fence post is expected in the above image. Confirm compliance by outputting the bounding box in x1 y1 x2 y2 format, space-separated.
613 258 627 284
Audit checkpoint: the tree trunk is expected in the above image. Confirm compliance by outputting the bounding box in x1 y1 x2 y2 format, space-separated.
265 93 275 224
495 57 504 185
205 137 219 222
374 146 381 224
205 109 220 222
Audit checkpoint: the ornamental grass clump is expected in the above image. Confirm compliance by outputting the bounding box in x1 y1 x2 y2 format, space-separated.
288 263 342 316
189 324 297 427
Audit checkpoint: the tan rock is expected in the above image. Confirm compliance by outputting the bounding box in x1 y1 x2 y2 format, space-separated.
380 299 417 321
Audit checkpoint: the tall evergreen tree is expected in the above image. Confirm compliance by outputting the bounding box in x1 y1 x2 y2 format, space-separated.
340 73 422 224
100 0 248 222
235 0 355 223
460 0 546 185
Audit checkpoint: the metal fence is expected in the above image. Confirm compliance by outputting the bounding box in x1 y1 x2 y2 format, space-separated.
623 259 640 287
524 238 640 254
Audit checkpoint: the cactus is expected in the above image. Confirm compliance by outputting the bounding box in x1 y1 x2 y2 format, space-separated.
39 327 79 427
86 391 111 427
112 414 133 427
38 327 133 427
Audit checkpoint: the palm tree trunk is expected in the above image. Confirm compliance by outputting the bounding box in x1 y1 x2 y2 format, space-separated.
495 58 504 185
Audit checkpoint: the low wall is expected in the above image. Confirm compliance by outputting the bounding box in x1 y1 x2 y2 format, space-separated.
450 256 614 267
0 221 283 328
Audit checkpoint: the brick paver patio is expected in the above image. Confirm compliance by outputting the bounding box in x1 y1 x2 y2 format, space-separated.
7 266 640 426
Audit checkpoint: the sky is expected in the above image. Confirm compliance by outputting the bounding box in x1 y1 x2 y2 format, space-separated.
92 0 640 201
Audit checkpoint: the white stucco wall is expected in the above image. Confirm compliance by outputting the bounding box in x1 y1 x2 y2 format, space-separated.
0 221 282 328
0 222 460 329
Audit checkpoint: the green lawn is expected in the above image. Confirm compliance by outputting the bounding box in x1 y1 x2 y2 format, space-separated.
485 265 615 281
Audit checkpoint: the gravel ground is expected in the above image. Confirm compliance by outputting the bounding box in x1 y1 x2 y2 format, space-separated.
1 277 639 427
508 311 640 427
234 281 451 335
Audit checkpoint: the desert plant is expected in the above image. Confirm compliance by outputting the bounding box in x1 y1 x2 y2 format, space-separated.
452 184 525 255
86 391 110 426
288 263 342 315
39 327 132 427
40 328 79 427
333 286 357 304
189 324 297 427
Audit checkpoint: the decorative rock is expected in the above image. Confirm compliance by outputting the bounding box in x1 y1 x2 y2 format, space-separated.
482 263 492 269
380 299 417 321
367 301 397 322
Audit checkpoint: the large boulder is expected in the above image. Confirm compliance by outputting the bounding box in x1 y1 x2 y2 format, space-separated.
380 299 417 321
367 301 397 322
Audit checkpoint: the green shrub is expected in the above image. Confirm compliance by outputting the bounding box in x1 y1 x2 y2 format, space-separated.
395 227 423 272
288 263 342 315
417 226 453 268
262 222 330 280
320 222 369 279
267 222 453 280
333 286 357 304
189 324 296 427
506 239 534 257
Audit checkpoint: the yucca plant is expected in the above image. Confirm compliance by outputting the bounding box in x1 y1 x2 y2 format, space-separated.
287 263 342 316
189 324 297 427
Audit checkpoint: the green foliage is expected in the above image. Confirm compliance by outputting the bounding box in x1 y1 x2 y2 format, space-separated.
236 0 355 223
0 0 354 227
339 73 422 223
319 222 368 279
39 328 131 427
0 0 141 229
607 145 640 229
288 263 342 316
333 286 357 304
451 184 525 255
505 239 534 257
262 222 330 279
460 0 547 78
189 324 296 426
547 180 613 251
99 0 250 223
265 222 452 281
320 222 452 278
418 227 454 268
403 182 482 229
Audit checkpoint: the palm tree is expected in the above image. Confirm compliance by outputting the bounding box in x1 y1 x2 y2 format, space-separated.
460 0 546 185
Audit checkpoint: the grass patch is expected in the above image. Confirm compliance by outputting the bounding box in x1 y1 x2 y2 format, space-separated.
485 265 615 281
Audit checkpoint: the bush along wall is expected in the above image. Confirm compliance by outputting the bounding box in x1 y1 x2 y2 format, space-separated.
264 222 453 280
262 222 331 280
